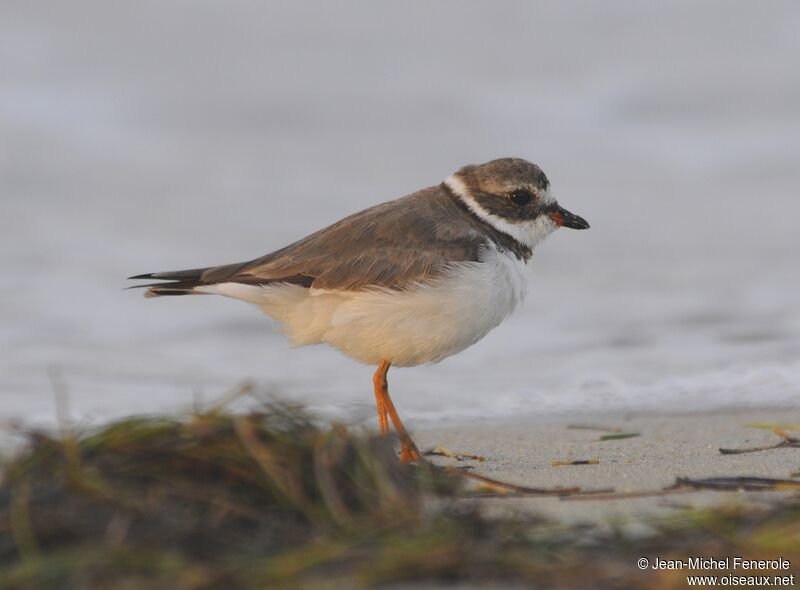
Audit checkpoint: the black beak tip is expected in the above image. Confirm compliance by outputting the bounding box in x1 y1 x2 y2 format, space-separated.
572 217 590 230
555 207 590 230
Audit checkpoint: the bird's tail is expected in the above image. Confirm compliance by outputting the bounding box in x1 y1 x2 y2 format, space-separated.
127 267 212 297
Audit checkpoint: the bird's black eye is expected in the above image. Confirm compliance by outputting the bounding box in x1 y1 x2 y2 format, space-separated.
509 190 533 206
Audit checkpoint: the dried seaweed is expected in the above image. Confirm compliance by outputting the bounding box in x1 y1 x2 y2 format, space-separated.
1 404 799 589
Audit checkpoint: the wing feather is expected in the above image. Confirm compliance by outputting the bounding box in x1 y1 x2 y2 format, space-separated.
218 187 484 290
130 185 487 295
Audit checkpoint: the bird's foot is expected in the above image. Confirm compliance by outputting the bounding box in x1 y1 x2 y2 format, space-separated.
398 438 424 464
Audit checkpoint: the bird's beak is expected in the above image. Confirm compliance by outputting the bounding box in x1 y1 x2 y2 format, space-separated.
549 206 590 230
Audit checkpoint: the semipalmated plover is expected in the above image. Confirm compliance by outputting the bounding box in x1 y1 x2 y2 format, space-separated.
130 158 589 461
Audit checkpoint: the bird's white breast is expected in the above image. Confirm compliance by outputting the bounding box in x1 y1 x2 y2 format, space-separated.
202 246 530 367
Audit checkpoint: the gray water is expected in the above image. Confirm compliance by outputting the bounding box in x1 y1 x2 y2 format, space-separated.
2 1 799 429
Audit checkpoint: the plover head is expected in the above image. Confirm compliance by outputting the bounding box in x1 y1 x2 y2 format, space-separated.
444 157 589 250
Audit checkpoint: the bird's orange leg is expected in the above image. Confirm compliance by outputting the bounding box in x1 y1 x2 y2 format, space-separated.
372 362 390 435
372 360 422 463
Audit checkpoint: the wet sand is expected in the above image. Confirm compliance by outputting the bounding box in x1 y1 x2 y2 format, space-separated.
414 408 800 525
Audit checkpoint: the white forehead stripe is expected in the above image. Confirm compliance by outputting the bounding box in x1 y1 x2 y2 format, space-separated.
540 187 556 206
444 174 557 251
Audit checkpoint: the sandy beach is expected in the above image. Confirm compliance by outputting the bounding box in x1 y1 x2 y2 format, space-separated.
415 408 800 524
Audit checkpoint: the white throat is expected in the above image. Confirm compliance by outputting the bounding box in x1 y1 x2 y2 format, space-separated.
444 174 557 251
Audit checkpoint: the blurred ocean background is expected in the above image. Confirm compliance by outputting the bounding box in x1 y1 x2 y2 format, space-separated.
2 1 799 429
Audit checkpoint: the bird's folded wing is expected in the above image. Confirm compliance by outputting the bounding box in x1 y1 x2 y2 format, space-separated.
132 187 487 294
209 190 485 291
232 246 478 291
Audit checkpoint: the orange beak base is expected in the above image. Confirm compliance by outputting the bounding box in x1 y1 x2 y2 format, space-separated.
549 206 589 230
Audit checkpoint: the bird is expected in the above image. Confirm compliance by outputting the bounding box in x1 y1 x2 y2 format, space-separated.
129 158 589 462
